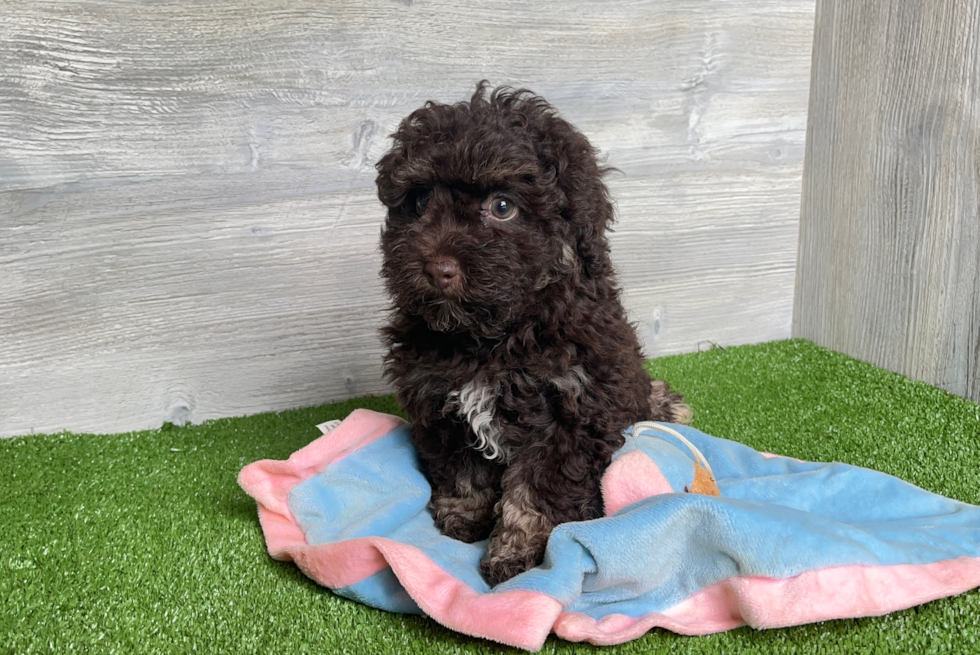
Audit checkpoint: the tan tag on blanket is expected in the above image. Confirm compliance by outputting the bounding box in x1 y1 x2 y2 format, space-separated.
689 460 722 497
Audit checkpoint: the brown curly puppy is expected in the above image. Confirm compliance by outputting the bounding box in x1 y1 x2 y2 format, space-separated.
376 83 689 586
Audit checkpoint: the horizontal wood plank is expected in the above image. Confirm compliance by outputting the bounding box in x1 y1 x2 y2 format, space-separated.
0 0 814 435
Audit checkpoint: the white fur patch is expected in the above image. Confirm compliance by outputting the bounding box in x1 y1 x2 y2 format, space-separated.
450 380 505 461
534 240 577 290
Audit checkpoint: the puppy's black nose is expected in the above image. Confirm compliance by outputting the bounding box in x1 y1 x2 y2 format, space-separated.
424 257 460 290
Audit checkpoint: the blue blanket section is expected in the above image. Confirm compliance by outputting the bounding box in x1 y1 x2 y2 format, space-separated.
287 423 980 618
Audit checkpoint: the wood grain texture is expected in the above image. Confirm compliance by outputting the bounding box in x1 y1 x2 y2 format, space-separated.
0 0 813 436
795 0 980 402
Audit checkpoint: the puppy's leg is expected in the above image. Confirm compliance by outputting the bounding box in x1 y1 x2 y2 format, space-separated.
429 451 502 543
649 379 692 424
480 440 605 586
412 420 502 543
480 479 556 585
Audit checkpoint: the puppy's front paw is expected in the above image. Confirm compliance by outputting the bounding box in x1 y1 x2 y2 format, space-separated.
430 494 494 543
479 528 549 586
480 545 543 587
434 511 493 543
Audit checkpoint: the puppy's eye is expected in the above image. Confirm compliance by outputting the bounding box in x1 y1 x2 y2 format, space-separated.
415 193 430 215
488 197 518 221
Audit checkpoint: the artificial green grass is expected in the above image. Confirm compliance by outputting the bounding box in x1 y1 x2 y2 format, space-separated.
2 339 979 654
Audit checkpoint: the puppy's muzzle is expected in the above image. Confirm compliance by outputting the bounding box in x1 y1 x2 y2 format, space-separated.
424 257 461 291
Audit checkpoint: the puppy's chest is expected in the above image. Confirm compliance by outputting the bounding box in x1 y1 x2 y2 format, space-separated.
444 365 590 461
447 378 506 461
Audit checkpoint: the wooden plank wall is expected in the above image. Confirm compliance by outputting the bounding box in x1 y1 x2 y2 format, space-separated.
795 0 980 403
0 1 814 437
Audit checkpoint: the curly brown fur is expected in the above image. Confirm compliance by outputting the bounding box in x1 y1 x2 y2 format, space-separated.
376 82 689 586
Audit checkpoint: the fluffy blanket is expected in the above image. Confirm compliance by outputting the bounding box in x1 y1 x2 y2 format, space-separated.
238 409 980 651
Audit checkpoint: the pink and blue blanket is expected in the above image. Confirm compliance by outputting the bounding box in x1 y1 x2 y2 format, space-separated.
238 409 980 651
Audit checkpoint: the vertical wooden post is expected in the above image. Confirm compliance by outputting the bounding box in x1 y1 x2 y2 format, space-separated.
796 0 980 402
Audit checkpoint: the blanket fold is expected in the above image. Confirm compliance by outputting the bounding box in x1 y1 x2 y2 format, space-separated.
238 409 980 651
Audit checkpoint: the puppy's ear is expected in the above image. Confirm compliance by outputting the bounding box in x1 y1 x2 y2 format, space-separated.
376 146 408 210
537 123 617 282
375 101 446 211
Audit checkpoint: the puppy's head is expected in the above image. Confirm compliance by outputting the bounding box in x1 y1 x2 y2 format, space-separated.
376 82 615 337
